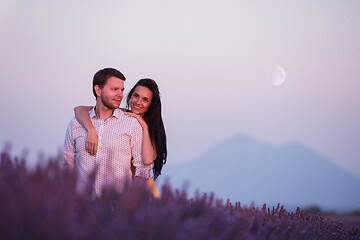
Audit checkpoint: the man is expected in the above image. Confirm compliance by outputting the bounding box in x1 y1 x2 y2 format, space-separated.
63 68 150 196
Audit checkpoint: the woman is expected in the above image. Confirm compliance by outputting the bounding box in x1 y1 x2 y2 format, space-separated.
74 78 167 197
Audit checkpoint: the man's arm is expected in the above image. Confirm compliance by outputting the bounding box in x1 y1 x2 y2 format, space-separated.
130 119 151 180
63 120 76 171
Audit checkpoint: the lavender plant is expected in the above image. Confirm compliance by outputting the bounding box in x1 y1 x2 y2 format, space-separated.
0 149 359 240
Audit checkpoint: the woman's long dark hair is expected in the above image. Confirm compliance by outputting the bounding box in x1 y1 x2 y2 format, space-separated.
126 79 167 180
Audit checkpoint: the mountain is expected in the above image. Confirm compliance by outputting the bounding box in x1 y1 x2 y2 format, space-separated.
158 134 360 212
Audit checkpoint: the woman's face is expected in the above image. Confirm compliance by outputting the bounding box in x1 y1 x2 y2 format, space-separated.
130 86 153 117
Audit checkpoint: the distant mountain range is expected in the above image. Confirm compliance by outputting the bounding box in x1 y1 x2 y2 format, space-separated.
158 134 360 212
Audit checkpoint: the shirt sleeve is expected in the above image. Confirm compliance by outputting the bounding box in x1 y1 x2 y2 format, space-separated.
130 119 151 179
63 119 76 171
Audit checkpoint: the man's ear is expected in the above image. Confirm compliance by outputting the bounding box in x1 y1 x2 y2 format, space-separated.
94 85 101 98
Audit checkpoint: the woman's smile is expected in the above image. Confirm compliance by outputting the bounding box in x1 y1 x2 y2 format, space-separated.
130 86 153 117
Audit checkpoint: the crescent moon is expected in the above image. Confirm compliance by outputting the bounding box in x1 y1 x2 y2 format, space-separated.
273 66 286 86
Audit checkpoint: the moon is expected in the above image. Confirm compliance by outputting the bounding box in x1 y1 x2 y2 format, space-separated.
273 66 286 86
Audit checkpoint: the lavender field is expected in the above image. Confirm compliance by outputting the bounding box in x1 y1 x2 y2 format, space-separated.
1 148 359 240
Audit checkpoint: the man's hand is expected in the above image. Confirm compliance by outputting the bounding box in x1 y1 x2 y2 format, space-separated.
86 129 98 156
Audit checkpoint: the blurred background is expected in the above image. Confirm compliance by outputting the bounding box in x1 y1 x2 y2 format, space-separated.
1 0 359 212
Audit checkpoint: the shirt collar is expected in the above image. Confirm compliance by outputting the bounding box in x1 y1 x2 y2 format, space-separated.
112 108 122 119
89 107 96 118
89 107 122 119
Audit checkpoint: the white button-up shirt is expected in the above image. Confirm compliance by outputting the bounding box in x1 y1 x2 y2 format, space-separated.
64 108 150 196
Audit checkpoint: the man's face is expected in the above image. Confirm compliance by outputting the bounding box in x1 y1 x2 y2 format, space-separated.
98 76 124 109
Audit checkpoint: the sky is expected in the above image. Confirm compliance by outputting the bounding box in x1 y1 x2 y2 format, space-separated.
1 0 360 179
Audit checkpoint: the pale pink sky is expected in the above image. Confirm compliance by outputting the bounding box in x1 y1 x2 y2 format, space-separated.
1 0 359 177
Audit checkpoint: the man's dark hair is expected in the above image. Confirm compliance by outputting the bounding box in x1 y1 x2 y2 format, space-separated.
92 68 126 98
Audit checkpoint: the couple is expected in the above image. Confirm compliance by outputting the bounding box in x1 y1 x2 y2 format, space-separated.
63 68 167 198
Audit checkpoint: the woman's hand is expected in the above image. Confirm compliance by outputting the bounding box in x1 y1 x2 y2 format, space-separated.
74 106 98 156
86 128 98 156
124 112 148 130
124 111 156 164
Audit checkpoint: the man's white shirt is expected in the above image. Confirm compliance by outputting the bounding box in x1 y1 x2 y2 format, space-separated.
64 108 150 196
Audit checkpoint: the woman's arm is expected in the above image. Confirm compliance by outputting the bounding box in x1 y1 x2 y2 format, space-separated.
124 112 157 165
74 106 98 156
